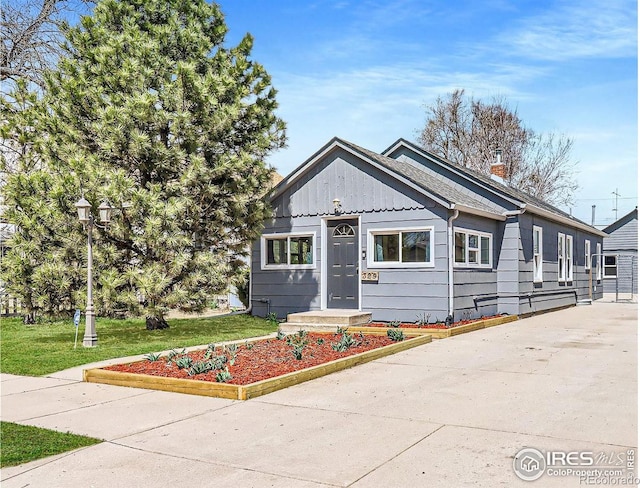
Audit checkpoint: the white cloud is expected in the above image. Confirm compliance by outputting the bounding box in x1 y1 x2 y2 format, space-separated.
496 0 637 61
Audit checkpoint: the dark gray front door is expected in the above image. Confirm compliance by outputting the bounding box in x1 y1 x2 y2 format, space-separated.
327 219 359 309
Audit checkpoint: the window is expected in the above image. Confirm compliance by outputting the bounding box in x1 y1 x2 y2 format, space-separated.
596 243 602 281
454 228 492 268
262 233 315 269
557 233 566 281
533 226 543 282
566 235 573 282
604 255 617 278
585 240 591 270
368 227 434 268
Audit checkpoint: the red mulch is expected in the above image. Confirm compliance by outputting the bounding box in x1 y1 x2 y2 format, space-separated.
104 332 396 386
367 314 503 329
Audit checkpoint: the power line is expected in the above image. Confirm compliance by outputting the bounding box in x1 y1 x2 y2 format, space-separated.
573 197 637 201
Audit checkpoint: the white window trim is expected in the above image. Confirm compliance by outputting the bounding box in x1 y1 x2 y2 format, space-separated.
585 240 591 270
453 227 493 269
367 226 435 269
533 225 543 283
603 254 618 279
566 234 573 282
596 243 602 281
558 233 566 282
261 232 316 270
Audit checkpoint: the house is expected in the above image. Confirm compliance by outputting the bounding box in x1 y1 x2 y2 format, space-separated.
250 137 606 322
602 208 637 298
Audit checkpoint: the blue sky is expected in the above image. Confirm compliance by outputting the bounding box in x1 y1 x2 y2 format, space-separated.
220 0 637 227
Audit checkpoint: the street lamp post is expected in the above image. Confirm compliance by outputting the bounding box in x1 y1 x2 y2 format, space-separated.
75 197 112 347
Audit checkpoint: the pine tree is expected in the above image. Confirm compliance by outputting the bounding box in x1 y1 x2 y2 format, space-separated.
1 0 286 328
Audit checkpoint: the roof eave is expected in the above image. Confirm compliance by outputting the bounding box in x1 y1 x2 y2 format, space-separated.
452 204 507 221
524 204 608 237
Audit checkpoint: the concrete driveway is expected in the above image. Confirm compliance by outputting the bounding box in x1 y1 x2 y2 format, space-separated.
1 301 637 487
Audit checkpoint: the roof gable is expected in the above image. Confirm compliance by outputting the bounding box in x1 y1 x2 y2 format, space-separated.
271 138 509 221
603 208 638 234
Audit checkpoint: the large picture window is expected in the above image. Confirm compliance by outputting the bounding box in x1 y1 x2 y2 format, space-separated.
367 227 434 268
262 233 315 269
533 226 543 282
454 228 492 268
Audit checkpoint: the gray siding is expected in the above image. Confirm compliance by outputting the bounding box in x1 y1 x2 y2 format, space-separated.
517 213 603 310
274 149 436 218
360 208 449 322
603 212 637 295
451 213 500 319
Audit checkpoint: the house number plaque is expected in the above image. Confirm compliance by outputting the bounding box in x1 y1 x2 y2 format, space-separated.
361 271 379 282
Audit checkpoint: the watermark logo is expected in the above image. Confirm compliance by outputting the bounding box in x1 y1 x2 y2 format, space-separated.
513 447 637 484
514 447 546 481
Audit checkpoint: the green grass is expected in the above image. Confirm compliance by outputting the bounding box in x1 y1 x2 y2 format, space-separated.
1 314 278 376
0 421 102 467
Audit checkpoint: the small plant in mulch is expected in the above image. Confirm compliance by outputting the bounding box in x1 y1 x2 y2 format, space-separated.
245 341 254 350
215 367 233 383
226 344 239 365
415 313 431 327
389 320 401 328
386 328 405 342
175 356 194 369
275 328 287 340
144 352 162 362
331 328 361 352
286 330 309 360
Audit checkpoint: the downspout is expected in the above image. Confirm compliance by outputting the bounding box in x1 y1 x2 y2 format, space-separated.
447 208 460 324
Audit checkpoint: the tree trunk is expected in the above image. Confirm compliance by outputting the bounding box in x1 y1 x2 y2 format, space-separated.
145 316 169 330
23 311 36 325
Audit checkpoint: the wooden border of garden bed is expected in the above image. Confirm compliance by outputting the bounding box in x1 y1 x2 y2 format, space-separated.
83 333 432 400
347 314 518 339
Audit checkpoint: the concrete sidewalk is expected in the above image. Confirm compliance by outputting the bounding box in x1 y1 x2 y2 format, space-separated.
1 301 637 487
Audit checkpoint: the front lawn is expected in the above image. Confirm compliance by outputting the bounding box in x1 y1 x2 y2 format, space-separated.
0 314 277 376
0 421 102 468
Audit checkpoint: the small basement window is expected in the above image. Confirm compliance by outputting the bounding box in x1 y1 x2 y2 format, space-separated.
262 233 315 269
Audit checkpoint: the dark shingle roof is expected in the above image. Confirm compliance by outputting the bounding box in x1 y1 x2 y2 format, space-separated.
390 138 593 228
339 139 502 214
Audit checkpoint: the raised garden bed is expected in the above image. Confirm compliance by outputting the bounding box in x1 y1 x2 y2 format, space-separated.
347 314 518 339
84 331 432 400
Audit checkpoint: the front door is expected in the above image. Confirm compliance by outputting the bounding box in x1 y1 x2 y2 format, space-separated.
327 219 359 309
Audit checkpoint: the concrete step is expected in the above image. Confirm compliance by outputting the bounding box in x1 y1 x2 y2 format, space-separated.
279 323 352 334
286 310 372 326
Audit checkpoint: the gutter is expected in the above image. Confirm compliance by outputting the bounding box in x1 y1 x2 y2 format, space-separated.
447 208 460 324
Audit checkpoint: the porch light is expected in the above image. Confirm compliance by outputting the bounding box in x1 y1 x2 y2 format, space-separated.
75 197 91 224
98 200 113 224
333 198 342 213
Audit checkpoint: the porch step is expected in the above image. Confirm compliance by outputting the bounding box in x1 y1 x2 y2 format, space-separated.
286 310 372 326
282 310 372 333
577 299 593 306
